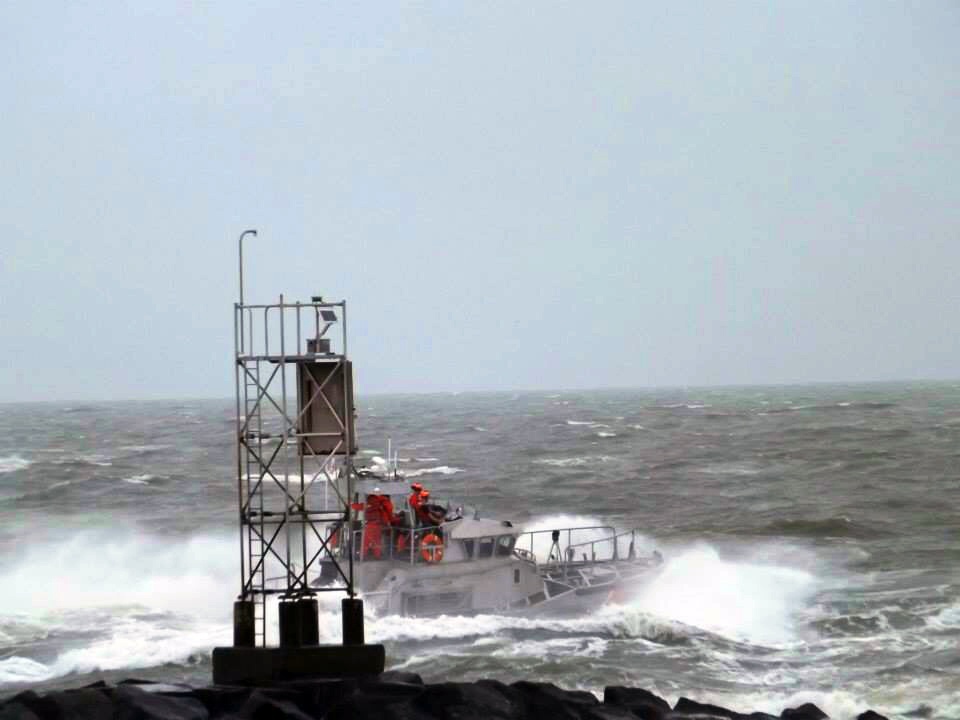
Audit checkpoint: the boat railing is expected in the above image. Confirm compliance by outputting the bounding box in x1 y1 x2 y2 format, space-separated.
565 527 646 564
516 525 614 569
344 523 449 565
516 526 648 570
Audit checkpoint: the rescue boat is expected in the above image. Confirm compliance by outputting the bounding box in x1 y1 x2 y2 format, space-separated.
315 473 664 617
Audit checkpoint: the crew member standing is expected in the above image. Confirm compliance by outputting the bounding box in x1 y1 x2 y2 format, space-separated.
362 487 394 559
416 489 434 526
408 482 424 525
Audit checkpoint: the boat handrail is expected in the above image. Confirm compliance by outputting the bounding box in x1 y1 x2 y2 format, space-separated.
515 525 615 565
565 527 644 562
343 523 457 565
514 525 648 569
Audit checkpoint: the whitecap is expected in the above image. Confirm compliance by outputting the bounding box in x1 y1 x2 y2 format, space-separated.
596 431 617 438
0 456 31 474
534 455 612 468
123 474 153 485
403 466 464 478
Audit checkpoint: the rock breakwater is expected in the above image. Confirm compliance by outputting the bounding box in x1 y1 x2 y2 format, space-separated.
0 674 893 720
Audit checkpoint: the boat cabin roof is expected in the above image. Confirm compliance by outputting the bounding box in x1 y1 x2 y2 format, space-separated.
446 517 517 540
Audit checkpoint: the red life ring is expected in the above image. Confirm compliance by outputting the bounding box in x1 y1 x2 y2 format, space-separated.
420 533 444 563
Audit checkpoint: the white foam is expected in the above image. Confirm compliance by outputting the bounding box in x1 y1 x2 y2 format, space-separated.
123 475 153 485
119 444 171 453
596 431 617 438
534 455 612 468
565 420 596 426
403 466 464 478
0 456 31 474
926 603 960 628
0 531 237 686
0 618 228 684
0 531 236 617
630 544 816 645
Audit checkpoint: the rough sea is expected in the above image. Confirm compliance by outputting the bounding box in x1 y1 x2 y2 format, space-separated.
1 383 958 719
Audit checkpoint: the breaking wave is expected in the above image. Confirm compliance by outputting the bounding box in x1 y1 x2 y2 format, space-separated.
0 531 235 686
0 456 31 474
403 466 464 478
533 455 613 468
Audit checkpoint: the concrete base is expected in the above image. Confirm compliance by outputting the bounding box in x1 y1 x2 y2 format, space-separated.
211 644 385 685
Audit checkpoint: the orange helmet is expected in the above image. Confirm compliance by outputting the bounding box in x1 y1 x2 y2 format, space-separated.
421 490 430 499
411 482 423 491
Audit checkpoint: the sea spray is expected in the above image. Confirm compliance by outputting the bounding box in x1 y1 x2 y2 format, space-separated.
629 544 817 645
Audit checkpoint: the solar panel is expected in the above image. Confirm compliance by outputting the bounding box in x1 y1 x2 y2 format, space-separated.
320 310 338 322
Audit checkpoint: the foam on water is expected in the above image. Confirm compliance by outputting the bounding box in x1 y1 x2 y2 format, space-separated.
0 531 237 686
403 466 464 477
631 544 816 645
0 531 236 616
533 455 613 468
0 456 31 474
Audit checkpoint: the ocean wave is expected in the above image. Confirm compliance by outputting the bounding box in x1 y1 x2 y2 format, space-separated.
534 455 613 468
595 431 617 438
0 456 32 474
123 474 154 485
0 618 226 685
753 516 892 540
403 466 464 478
50 454 113 468
118 444 171 455
0 531 237 687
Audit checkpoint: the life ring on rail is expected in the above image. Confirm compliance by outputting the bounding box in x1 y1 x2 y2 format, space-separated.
420 533 444 563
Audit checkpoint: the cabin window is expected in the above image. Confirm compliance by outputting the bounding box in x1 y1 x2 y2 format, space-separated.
461 539 475 559
496 535 515 557
477 537 495 559
513 568 520 584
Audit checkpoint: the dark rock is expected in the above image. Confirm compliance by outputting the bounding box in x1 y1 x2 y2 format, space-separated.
114 685 208 720
269 678 359 716
325 692 433 720
780 703 828 720
237 689 313 720
414 681 519 719
584 706 639 720
604 687 671 720
0 703 40 720
855 713 889 720
185 686 252 717
511 681 600 719
672 698 776 720
378 671 424 686
359 679 427 702
2 694 45 720
39 688 113 720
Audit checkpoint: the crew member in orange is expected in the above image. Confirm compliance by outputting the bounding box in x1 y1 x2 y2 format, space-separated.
408 482 424 519
361 487 392 559
416 489 434 526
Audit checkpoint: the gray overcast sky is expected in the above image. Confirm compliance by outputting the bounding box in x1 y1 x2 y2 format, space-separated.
2 3 958 401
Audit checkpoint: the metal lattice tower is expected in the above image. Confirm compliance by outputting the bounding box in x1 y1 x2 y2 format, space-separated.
232 231 359 647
